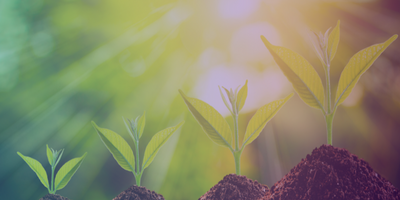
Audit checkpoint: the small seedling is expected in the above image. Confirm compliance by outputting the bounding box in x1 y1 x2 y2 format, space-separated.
179 81 293 175
261 20 398 145
91 112 184 186
17 146 86 194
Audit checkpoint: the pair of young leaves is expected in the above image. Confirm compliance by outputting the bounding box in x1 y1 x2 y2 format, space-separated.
17 146 86 193
91 113 184 175
261 20 398 113
179 81 293 150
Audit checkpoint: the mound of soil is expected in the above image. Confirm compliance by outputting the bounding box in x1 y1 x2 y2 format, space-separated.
199 174 268 200
39 194 69 200
113 185 164 200
265 144 400 200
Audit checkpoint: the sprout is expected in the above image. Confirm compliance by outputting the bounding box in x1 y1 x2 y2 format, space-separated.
92 112 184 186
180 81 293 175
261 20 398 145
17 145 86 194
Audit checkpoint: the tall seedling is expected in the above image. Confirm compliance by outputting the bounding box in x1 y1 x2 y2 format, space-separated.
180 81 293 175
261 20 398 145
92 112 183 186
17 145 86 194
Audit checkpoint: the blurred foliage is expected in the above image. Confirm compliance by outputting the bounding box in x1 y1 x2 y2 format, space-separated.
1 0 400 199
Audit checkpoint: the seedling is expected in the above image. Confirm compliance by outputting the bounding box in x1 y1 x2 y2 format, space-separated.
17 146 86 194
261 20 398 145
179 81 293 175
91 112 184 186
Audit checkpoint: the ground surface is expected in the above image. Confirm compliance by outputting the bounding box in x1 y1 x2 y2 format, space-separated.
39 194 70 200
264 144 400 200
112 185 164 200
199 173 268 200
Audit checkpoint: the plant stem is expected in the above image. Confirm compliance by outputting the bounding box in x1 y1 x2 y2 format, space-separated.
232 112 242 175
325 64 331 114
325 112 334 145
324 62 334 145
51 165 55 194
135 172 141 186
135 139 140 186
233 150 242 175
233 114 239 151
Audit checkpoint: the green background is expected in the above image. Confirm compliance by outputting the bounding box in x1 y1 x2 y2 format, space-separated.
1 0 400 199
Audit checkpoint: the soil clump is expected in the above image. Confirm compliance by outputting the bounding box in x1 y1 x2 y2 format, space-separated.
199 173 268 200
113 185 164 200
265 144 400 200
39 194 70 200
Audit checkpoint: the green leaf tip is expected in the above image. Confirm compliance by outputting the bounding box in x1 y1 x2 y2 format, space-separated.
46 144 53 166
388 34 398 42
122 111 146 144
236 80 248 112
287 93 294 99
219 86 233 115
137 111 146 139
178 89 186 98
328 20 341 62
260 35 272 47
216 80 248 115
91 121 98 129
122 116 136 145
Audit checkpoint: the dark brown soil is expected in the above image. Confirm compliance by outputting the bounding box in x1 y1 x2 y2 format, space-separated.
113 185 164 200
265 144 400 200
39 194 70 200
199 174 269 200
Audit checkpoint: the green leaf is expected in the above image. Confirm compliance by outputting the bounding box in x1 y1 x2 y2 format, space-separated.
55 149 64 167
92 121 135 172
236 80 248 112
328 20 340 62
46 145 53 166
137 111 146 139
261 36 325 111
123 116 137 145
142 121 184 170
334 34 398 107
54 153 87 191
242 93 293 147
179 90 233 148
219 86 233 115
17 152 49 189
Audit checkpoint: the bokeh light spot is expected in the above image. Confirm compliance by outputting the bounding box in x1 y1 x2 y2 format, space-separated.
230 22 281 65
218 0 260 19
